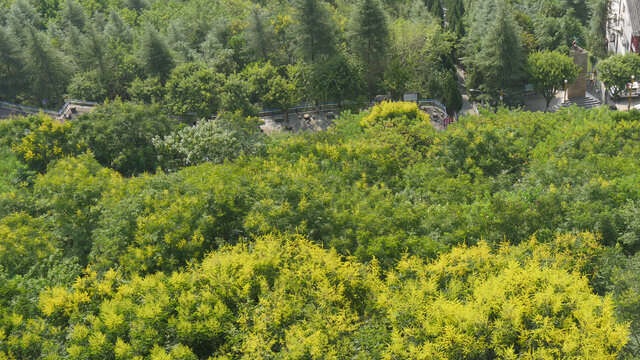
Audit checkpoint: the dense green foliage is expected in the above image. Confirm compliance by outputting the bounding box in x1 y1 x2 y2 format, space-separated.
460 0 601 104
0 0 468 111
1 102 640 357
0 0 616 114
0 0 638 357
526 50 580 109
598 53 640 100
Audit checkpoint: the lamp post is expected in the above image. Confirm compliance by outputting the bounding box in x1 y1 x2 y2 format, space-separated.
629 75 635 111
564 79 568 102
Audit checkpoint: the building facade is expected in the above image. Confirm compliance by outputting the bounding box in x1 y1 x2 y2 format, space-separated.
608 0 640 54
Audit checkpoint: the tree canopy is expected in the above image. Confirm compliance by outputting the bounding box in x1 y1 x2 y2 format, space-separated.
0 102 640 357
527 50 580 109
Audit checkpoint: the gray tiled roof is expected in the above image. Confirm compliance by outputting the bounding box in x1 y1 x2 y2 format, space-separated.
630 0 640 36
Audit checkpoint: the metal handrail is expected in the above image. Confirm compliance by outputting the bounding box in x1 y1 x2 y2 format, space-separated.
418 99 448 115
0 99 98 119
0 101 59 116
60 99 98 110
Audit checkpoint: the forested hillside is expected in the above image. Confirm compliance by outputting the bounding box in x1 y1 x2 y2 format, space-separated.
0 101 640 358
0 0 606 112
1 0 636 358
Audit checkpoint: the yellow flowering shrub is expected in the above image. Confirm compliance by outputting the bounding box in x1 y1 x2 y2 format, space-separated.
360 101 431 128
30 233 628 359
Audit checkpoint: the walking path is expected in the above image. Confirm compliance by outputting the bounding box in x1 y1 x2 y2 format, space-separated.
456 67 477 117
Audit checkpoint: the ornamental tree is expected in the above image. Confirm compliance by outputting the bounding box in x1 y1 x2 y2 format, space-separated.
597 53 640 100
526 50 580 110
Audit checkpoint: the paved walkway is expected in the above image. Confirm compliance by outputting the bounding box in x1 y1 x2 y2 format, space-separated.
609 95 640 111
456 67 477 117
260 111 336 134
524 91 565 112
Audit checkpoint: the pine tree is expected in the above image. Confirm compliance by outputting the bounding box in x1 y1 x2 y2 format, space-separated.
461 0 499 59
350 0 389 97
124 0 149 13
7 0 43 39
444 0 465 38
104 10 134 46
83 23 108 79
465 0 524 98
292 0 336 62
23 25 73 105
245 5 274 61
58 0 87 31
139 25 174 83
424 0 443 19
0 26 26 101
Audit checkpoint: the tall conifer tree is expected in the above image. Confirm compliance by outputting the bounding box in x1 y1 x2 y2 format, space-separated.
245 6 275 61
23 25 73 104
58 0 87 31
444 0 465 38
292 0 336 62
7 0 43 39
139 25 174 83
463 0 524 99
0 26 26 101
350 0 389 97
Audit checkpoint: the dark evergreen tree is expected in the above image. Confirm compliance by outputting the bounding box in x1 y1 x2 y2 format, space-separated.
124 0 149 13
461 0 499 64
425 0 443 19
292 0 336 62
0 26 26 101
23 25 73 105
565 0 591 25
349 0 389 98
57 0 87 31
104 10 134 46
245 5 275 61
63 26 86 66
7 0 43 39
471 0 524 98
82 23 108 80
462 0 524 99
441 72 462 113
444 0 465 38
103 11 136 98
139 25 174 83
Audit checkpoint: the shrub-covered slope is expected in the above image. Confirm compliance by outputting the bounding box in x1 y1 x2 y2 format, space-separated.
1 103 640 358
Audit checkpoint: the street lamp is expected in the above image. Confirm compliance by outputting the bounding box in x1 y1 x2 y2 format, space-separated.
629 75 635 111
564 79 568 102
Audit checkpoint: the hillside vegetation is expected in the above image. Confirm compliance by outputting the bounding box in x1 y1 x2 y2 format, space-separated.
1 102 640 358
0 0 606 112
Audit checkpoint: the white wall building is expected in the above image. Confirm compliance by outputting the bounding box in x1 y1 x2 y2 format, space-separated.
608 0 640 54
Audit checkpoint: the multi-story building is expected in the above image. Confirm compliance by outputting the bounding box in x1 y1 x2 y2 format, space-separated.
608 0 640 54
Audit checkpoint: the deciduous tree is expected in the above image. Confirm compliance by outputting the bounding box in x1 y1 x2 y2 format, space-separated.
527 50 580 109
598 53 640 100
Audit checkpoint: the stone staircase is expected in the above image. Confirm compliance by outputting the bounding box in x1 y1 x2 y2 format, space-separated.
559 93 602 110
